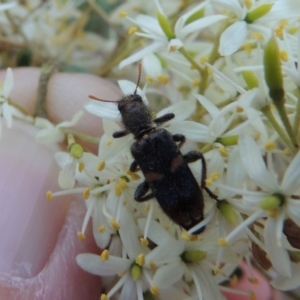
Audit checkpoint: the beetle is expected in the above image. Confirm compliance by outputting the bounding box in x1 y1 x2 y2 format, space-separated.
89 64 218 233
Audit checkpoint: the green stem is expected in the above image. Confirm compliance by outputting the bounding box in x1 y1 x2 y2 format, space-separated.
274 101 298 147
60 129 99 144
179 47 204 76
8 100 30 116
200 143 213 153
293 88 300 136
261 105 295 151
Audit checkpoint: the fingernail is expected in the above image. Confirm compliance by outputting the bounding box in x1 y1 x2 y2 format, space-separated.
0 121 70 278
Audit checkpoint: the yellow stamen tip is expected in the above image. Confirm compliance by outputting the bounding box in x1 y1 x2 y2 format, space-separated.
192 81 201 87
244 0 253 9
236 106 244 113
98 225 106 233
249 291 257 300
146 76 155 84
101 294 110 300
128 27 137 35
181 232 192 241
158 75 169 85
46 191 53 202
248 277 260 284
107 140 112 146
145 204 151 212
136 253 145 266
218 238 228 246
77 232 86 241
265 141 276 151
98 161 106 171
78 162 85 172
101 249 110 262
268 208 279 218
200 56 208 64
213 268 222 275
119 11 127 19
140 238 149 247
280 51 289 62
230 275 239 286
83 188 90 200
252 33 264 41
151 286 160 297
244 44 253 54
218 147 229 158
111 219 120 231
150 261 158 270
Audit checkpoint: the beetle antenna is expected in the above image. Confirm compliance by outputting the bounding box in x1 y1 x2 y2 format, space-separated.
133 63 142 95
88 95 120 103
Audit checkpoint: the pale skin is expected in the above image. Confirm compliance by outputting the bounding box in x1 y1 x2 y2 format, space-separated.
0 68 121 299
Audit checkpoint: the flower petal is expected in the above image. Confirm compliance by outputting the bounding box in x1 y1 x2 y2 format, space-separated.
118 80 148 105
239 134 278 191
180 15 227 37
219 21 247 56
271 263 300 291
76 253 131 276
281 150 300 193
264 218 291 277
152 260 184 288
3 68 14 98
119 41 165 69
156 99 196 121
85 100 121 121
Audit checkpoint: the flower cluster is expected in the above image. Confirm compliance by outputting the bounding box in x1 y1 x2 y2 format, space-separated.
3 0 300 299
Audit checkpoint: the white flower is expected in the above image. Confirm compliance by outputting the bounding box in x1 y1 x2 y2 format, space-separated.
119 2 227 69
215 0 300 56
217 134 300 280
35 111 83 144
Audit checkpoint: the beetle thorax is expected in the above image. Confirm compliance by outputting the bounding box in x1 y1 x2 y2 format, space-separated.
118 95 153 138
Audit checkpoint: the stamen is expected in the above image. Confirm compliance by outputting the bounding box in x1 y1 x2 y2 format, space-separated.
78 162 85 172
223 210 265 244
111 219 120 231
119 11 127 19
46 191 53 202
244 44 252 54
77 232 86 241
100 294 109 300
98 161 106 171
128 27 137 35
98 225 106 233
101 249 110 262
143 203 154 240
83 188 90 200
136 253 145 266
150 286 160 297
140 238 149 247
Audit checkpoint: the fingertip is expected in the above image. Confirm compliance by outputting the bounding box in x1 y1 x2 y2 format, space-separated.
47 72 122 136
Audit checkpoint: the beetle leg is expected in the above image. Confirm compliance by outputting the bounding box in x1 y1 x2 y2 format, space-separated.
183 151 220 201
134 181 155 202
172 134 186 148
153 113 175 125
130 160 140 172
113 130 129 138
